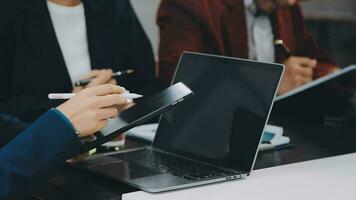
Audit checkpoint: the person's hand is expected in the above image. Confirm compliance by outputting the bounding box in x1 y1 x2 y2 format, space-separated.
278 56 317 94
72 69 117 93
58 84 130 137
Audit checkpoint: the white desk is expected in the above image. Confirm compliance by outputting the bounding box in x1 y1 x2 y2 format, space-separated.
123 153 356 200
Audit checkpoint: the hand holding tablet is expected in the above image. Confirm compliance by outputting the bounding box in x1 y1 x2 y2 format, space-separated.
57 82 193 153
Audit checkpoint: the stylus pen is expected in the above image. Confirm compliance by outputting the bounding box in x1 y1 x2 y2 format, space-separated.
74 69 135 87
48 92 143 100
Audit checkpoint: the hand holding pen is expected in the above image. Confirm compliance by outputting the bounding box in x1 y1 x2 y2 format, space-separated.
274 39 317 94
74 69 135 87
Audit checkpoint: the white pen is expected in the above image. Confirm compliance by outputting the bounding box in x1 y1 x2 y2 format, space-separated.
48 92 143 100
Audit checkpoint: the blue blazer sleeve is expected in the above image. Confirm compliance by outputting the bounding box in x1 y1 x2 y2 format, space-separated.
0 109 81 200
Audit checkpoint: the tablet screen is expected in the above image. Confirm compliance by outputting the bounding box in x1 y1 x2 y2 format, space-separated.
80 82 193 152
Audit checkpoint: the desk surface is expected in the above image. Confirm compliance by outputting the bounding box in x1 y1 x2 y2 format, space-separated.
123 153 356 200
37 114 356 200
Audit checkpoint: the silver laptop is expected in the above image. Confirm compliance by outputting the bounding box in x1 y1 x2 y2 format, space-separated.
76 52 284 193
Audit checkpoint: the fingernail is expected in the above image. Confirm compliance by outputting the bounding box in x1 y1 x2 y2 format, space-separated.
126 99 133 103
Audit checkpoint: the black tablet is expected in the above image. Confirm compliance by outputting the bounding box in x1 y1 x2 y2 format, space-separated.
80 82 194 153
273 65 356 120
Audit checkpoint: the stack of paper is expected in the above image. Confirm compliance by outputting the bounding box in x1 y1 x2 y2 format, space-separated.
259 125 290 151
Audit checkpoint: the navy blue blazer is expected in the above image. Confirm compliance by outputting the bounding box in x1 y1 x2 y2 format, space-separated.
0 0 160 122
0 110 81 200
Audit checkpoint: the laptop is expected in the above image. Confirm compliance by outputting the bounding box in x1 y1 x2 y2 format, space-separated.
76 52 284 192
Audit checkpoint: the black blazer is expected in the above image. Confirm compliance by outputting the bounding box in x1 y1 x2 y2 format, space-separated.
0 0 159 122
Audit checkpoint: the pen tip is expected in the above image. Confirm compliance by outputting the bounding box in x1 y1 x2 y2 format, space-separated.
126 69 135 74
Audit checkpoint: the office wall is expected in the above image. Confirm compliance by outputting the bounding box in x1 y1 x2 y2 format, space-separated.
130 0 161 59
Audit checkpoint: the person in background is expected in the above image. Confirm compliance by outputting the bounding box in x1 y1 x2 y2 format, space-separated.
0 0 159 123
157 0 338 94
0 84 130 200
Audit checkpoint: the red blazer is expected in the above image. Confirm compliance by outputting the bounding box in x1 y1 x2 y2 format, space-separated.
157 0 337 85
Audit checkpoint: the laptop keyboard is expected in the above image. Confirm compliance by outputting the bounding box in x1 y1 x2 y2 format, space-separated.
111 149 238 181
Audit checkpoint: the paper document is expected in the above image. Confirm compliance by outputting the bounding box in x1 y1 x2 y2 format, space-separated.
275 65 356 102
264 124 283 137
259 125 290 151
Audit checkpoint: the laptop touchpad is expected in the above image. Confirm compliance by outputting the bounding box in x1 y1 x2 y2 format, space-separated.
91 161 163 180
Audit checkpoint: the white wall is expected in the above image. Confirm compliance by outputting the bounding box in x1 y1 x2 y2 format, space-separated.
130 0 161 59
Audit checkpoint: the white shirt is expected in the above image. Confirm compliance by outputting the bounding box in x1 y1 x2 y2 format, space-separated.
47 1 91 85
244 0 275 63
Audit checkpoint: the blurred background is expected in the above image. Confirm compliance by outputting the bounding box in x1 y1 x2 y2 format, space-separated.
301 0 356 67
131 0 356 67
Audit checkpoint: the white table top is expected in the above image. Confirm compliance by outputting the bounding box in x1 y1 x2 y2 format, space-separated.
123 153 356 200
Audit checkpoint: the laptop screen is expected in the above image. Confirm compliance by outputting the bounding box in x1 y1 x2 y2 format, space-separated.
154 52 283 173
